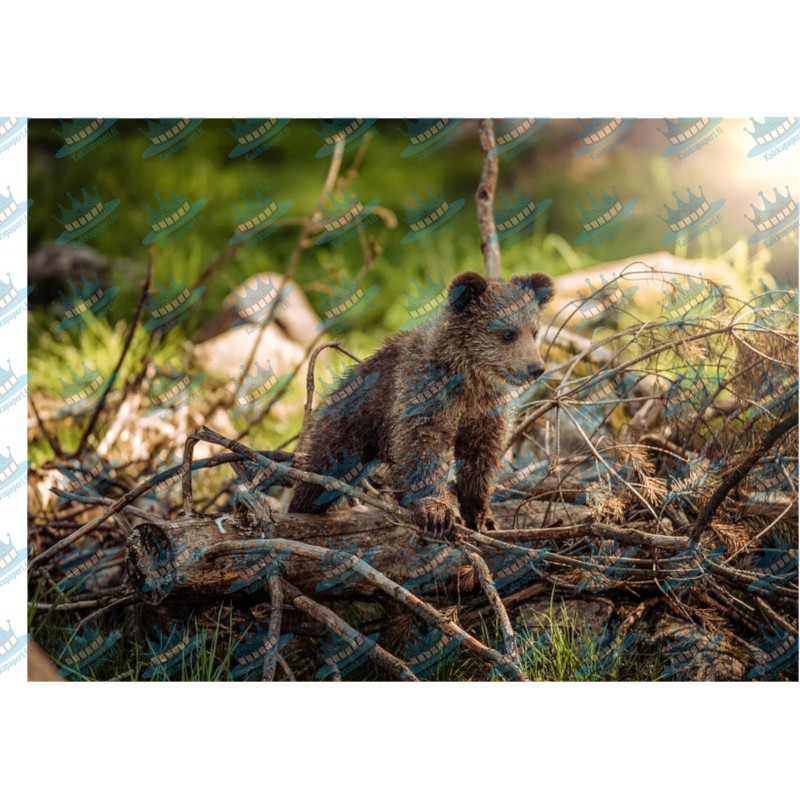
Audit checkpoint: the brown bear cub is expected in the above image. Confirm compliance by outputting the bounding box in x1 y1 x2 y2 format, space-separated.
289 271 554 536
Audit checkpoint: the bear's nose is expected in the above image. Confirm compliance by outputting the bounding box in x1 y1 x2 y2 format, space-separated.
527 364 545 380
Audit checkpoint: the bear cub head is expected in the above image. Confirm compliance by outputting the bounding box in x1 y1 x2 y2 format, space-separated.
442 270 554 387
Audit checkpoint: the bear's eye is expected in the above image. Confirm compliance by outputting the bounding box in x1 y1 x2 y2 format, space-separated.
501 329 516 341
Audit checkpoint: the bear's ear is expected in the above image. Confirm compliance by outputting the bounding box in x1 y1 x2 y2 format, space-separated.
448 271 488 311
511 272 554 309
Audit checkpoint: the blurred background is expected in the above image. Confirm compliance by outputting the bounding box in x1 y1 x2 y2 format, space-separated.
26 117 799 459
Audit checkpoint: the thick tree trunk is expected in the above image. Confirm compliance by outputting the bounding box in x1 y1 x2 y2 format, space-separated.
125 503 591 605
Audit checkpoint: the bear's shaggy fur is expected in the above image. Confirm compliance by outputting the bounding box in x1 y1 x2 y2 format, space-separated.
289 270 554 535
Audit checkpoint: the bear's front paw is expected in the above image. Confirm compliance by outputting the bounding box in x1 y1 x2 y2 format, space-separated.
463 507 499 533
412 498 464 539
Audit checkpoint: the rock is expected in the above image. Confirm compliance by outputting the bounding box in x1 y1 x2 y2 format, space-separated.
517 597 613 636
546 250 750 329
